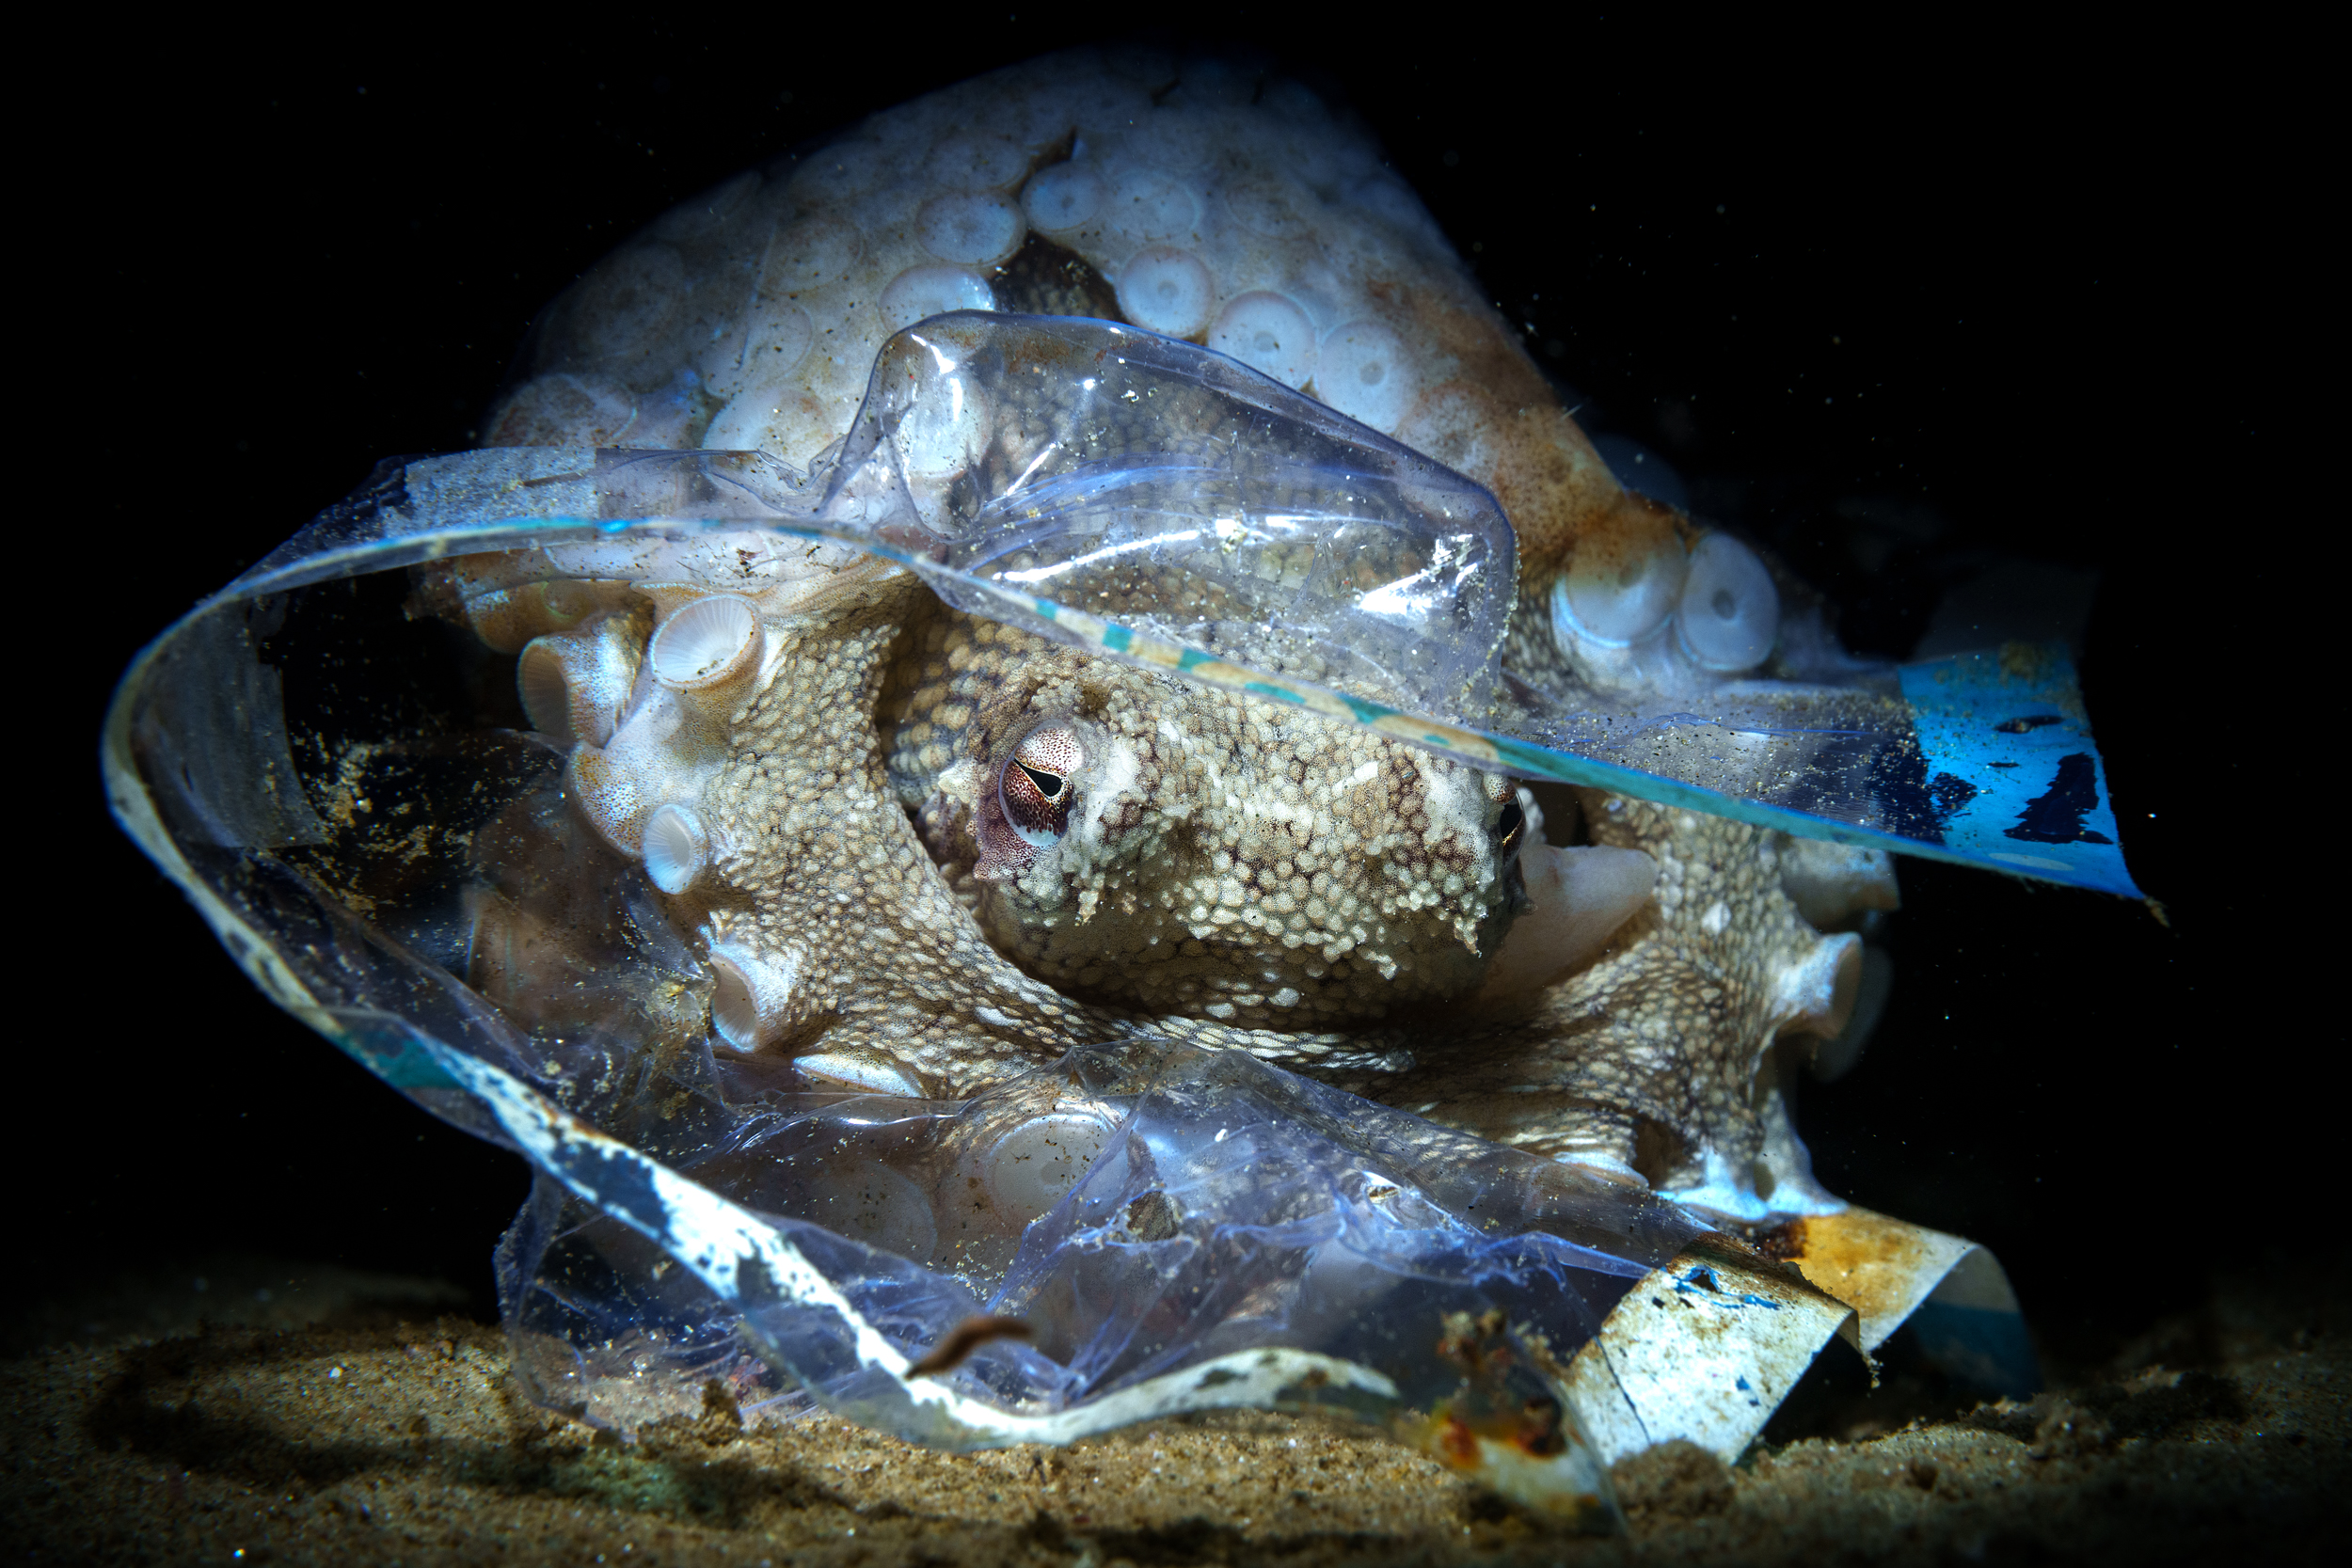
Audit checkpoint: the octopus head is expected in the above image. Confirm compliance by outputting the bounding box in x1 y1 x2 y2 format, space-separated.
893 622 1529 1028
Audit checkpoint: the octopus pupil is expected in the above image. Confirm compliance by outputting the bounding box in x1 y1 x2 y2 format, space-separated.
1020 765 1065 800
1495 799 1526 859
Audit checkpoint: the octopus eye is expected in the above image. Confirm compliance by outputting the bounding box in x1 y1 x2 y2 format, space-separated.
999 722 1086 847
1493 795 1528 864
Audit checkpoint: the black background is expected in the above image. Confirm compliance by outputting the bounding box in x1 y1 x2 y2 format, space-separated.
44 15 2296 1365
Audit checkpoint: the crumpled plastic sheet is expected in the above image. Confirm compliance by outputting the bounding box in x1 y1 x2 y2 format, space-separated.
238 311 2137 895
104 307 2075 1524
488 1037 1703 1465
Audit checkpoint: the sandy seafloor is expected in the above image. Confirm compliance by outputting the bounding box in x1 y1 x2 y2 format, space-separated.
35 18 2317 1568
6 1255 2344 1566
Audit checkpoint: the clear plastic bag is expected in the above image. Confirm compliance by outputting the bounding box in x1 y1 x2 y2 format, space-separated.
105 309 2079 1519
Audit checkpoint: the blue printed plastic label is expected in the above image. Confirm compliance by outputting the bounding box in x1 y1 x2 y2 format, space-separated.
1899 646 2138 897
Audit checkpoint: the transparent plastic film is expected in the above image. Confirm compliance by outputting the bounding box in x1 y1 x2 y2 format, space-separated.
104 301 2059 1506
473 1033 1724 1502
833 312 1514 715
209 313 2134 895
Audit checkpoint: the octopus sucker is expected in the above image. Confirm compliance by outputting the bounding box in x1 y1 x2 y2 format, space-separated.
102 42 2138 1510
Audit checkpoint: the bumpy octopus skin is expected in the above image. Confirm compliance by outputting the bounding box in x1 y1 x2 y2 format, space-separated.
453 46 1898 1225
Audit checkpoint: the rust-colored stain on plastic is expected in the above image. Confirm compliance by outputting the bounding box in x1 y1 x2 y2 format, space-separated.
1773 1210 1943 1327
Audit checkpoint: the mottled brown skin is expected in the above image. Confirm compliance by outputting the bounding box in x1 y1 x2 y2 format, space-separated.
881 602 1519 1030
1357 793 1833 1194
665 549 1837 1204
688 561 1109 1096
468 51 1866 1212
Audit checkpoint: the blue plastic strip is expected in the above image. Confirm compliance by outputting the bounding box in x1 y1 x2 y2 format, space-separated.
1899 647 2138 897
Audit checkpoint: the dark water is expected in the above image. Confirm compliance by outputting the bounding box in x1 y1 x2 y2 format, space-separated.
50 23 2282 1375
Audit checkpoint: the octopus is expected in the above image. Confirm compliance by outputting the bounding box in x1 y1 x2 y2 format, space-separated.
429 44 1901 1231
